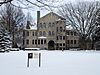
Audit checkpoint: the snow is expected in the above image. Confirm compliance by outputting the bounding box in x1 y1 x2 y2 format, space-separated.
0 50 100 75
38 36 47 39
30 25 37 30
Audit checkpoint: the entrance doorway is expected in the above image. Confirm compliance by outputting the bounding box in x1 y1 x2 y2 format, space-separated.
48 40 55 50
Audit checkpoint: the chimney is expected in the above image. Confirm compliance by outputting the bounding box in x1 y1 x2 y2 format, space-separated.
37 11 40 28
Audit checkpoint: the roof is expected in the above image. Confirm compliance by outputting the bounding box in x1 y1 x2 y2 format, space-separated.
40 12 66 20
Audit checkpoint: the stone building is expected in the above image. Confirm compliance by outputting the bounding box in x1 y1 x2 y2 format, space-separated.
23 12 79 50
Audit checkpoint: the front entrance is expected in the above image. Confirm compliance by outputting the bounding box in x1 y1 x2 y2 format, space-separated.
48 40 55 50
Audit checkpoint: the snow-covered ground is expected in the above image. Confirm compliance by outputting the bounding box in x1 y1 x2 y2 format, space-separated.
0 50 100 75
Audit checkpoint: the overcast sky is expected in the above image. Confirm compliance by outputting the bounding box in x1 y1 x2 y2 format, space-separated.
21 0 99 23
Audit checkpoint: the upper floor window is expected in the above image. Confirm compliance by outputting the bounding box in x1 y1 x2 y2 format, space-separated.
71 40 73 44
71 31 73 35
52 23 55 27
48 31 51 36
39 31 42 36
52 31 55 36
48 22 51 28
39 23 42 28
23 31 25 36
32 40 34 44
57 27 58 32
74 32 77 36
32 31 34 36
60 36 62 40
63 36 65 40
74 40 76 44
26 39 29 44
60 27 63 32
43 23 46 28
26 31 29 36
35 31 37 36
57 36 59 40
43 31 46 36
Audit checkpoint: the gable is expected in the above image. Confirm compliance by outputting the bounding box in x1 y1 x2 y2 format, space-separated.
39 12 65 23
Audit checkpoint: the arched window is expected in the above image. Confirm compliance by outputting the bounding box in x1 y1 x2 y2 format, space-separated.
43 31 46 36
52 31 55 35
39 31 42 36
60 27 63 32
43 23 46 28
52 23 55 27
26 31 29 36
48 31 51 36
48 22 51 28
39 23 42 28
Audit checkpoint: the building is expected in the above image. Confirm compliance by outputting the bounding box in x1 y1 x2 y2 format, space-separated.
23 12 79 50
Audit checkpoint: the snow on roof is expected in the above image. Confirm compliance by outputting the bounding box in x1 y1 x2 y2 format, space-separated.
30 25 37 30
38 36 47 39
66 25 73 30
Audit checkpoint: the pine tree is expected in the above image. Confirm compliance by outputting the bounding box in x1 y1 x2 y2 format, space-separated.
0 26 12 52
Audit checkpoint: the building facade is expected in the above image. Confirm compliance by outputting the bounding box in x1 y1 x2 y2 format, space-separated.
23 12 79 50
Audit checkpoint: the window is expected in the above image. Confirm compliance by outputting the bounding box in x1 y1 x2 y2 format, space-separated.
39 23 42 28
23 40 24 45
23 31 25 36
48 22 51 27
26 39 29 44
38 40 40 45
63 43 65 46
63 36 65 40
35 40 37 44
57 27 58 32
60 43 62 46
44 40 46 44
71 40 73 44
43 31 46 36
35 31 37 36
48 31 51 36
74 40 76 44
57 36 59 40
26 31 29 36
60 36 62 40
32 40 34 44
44 23 46 28
52 23 55 27
71 31 73 35
60 27 63 32
56 43 59 46
41 39 43 44
74 32 77 36
67 31 70 35
39 31 42 36
32 31 34 36
52 31 55 36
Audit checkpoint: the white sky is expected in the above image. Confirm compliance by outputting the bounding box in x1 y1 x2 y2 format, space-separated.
9 0 100 23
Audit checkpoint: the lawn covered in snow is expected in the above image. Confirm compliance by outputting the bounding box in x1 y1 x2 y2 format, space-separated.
0 50 100 75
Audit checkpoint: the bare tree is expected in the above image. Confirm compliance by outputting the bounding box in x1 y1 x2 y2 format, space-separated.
58 1 100 49
0 0 61 10
0 3 25 47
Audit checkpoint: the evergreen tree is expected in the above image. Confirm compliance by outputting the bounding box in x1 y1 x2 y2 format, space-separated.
0 26 12 52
